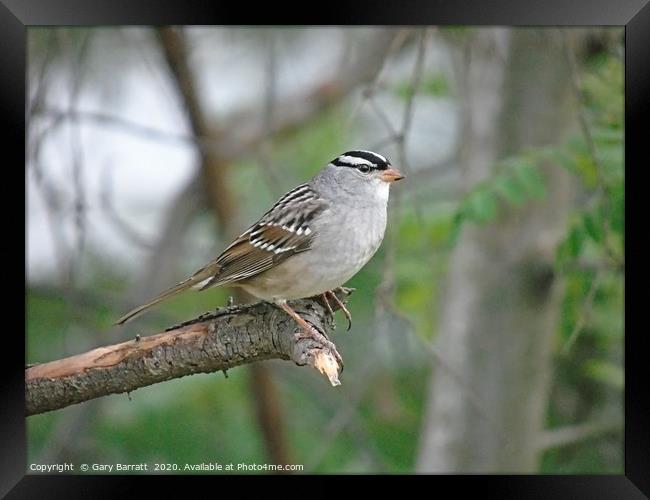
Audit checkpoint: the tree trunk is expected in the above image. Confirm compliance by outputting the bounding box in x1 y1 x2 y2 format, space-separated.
417 29 575 473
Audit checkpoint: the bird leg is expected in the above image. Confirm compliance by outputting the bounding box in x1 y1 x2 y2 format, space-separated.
278 301 343 371
279 301 330 341
326 288 353 331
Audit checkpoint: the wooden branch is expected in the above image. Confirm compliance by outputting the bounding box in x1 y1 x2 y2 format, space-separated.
26 290 353 416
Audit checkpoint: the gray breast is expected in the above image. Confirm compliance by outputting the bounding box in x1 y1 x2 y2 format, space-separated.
310 202 388 282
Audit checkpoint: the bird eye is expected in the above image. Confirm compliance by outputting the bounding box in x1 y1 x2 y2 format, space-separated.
357 164 371 174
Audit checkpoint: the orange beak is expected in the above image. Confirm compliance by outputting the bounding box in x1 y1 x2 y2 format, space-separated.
379 167 405 183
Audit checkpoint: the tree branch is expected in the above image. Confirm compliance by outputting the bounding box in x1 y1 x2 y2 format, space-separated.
536 416 621 451
26 290 353 416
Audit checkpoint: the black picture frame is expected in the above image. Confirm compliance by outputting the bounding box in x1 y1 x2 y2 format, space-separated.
6 0 647 496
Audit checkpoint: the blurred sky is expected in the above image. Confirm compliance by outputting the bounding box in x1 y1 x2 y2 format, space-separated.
27 27 458 284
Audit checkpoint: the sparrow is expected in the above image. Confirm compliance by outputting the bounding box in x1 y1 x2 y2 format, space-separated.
115 150 404 347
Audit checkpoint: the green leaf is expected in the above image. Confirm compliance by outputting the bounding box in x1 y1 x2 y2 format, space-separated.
465 188 498 223
574 153 599 188
513 162 546 199
543 146 578 172
609 183 624 235
598 144 623 181
555 241 570 267
592 125 623 145
448 211 464 246
494 173 526 206
428 214 454 246
582 212 603 244
582 360 624 390
567 224 586 258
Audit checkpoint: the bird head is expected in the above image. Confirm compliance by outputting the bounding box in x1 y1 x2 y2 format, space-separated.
328 150 404 184
311 150 404 205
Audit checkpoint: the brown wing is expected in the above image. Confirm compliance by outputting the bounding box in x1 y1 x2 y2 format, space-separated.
197 184 327 290
113 184 325 324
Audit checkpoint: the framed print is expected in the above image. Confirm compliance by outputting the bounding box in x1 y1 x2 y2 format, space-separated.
4 0 646 496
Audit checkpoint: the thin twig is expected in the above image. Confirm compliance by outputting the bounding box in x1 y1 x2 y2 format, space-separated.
396 28 431 177
563 31 608 191
37 107 206 149
562 30 621 267
28 29 58 119
343 29 411 134
561 270 603 355
66 32 93 288
368 98 400 140
537 416 621 450
393 29 431 225
558 32 619 355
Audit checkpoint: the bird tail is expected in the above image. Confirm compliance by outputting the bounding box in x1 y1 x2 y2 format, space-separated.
114 269 214 325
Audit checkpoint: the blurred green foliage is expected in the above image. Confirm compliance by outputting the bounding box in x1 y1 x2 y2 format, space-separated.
546 46 624 473
399 33 624 473
441 45 624 472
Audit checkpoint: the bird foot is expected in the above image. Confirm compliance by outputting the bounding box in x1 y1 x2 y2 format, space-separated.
277 301 343 375
326 288 353 331
293 325 344 374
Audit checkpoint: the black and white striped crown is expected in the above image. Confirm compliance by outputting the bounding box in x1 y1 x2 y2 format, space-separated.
329 150 390 171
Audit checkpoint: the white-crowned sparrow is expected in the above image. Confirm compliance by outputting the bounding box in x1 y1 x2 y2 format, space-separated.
116 150 404 340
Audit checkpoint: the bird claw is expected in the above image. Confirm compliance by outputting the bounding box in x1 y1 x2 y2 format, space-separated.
327 288 353 331
320 293 335 319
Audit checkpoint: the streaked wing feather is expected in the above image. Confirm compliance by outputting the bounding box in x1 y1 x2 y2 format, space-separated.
199 184 327 290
